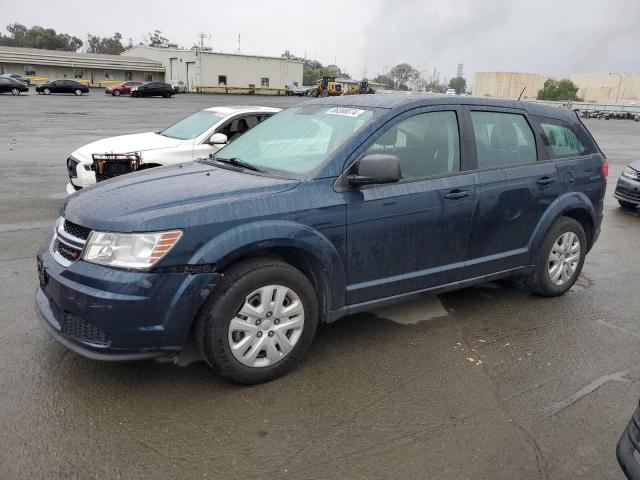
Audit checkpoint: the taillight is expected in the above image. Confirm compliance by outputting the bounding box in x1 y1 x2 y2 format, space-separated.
601 160 609 178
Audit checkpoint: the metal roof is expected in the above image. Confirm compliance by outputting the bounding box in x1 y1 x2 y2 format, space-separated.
123 45 303 64
0 46 165 72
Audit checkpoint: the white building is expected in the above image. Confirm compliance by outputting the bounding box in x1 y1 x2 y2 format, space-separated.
123 45 303 92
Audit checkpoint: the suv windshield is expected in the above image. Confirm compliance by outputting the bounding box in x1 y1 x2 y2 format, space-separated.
160 111 225 140
212 105 377 176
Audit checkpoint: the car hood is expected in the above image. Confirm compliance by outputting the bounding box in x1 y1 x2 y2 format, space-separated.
629 160 640 171
71 132 188 163
63 161 299 232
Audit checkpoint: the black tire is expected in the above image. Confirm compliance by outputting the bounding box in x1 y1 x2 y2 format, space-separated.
196 258 319 384
310 89 318 98
74 89 82 96
322 89 329 97
112 89 120 96
11 88 19 95
618 199 637 210
44 88 51 95
526 216 586 297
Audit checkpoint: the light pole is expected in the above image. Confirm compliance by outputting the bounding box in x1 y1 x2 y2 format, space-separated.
610 73 623 103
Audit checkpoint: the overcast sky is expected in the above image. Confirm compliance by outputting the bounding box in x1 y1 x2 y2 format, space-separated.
2 0 638 83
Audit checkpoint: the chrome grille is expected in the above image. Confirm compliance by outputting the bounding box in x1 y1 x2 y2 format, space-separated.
51 217 90 267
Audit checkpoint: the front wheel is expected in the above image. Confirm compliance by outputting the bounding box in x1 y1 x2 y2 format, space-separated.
618 199 637 210
526 216 586 297
196 259 319 384
112 89 121 96
74 89 82 96
44 88 51 95
11 88 20 95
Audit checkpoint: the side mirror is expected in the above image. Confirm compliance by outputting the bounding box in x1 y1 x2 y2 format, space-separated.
209 133 228 145
348 154 401 186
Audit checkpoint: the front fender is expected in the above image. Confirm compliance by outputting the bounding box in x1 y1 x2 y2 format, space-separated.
529 191 596 258
189 220 346 311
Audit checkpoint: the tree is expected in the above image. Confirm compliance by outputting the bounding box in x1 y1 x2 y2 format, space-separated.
0 23 82 51
372 74 393 88
537 79 581 101
87 32 124 55
388 63 420 90
449 76 467 94
281 51 350 86
145 30 169 47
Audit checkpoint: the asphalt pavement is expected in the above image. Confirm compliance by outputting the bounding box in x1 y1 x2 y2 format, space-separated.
1 91 639 479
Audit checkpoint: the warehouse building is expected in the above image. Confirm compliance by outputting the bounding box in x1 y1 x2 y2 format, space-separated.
474 71 640 103
122 45 303 92
0 46 165 86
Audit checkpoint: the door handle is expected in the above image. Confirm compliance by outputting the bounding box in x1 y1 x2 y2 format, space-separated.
537 177 556 186
443 190 470 200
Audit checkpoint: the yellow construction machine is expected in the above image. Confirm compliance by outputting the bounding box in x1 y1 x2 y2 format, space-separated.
308 76 342 97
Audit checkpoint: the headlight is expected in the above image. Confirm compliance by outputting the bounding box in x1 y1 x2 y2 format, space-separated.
622 166 639 180
83 230 182 269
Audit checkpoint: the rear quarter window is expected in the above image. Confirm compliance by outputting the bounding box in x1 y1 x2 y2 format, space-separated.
536 117 596 158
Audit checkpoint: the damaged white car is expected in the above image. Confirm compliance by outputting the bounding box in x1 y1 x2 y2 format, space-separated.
65 106 280 194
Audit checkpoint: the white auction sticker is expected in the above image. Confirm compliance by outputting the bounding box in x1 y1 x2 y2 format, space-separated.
325 107 366 117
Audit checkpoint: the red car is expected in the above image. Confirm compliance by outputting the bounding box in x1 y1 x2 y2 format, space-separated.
104 81 143 96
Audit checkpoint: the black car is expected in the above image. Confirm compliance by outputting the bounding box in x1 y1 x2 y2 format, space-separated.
1 73 30 85
36 80 89 96
35 95 607 384
617 400 640 479
0 76 29 95
614 160 640 209
130 82 174 98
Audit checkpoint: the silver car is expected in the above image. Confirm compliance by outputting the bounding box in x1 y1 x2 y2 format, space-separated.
169 80 188 93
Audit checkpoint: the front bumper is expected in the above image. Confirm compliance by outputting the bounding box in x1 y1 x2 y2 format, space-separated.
36 242 220 360
617 402 640 479
614 175 640 205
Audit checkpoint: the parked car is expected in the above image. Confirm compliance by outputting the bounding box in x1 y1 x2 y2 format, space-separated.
0 73 30 85
65 106 280 193
285 83 311 96
0 76 29 95
37 95 606 384
104 81 142 96
36 80 89 95
614 160 640 209
617 400 640 479
445 88 456 96
169 80 187 93
130 82 174 98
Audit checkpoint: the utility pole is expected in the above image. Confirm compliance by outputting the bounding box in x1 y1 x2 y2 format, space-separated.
236 34 241 54
196 32 207 91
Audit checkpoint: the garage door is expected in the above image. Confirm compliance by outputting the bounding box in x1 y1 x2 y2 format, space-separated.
170 58 178 81
186 62 196 91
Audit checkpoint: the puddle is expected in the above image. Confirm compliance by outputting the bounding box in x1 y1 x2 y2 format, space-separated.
371 293 448 325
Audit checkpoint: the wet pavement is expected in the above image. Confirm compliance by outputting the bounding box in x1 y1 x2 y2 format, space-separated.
1 93 639 479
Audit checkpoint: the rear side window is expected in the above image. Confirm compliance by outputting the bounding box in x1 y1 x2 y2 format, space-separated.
540 122 587 157
365 111 460 179
471 111 537 169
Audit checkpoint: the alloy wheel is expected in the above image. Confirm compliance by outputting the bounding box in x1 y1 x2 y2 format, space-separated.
548 231 581 286
228 285 305 368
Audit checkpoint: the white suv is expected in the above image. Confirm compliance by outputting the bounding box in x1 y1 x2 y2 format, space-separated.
65 106 280 194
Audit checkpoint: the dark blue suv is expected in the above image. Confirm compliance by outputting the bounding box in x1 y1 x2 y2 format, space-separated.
36 95 607 383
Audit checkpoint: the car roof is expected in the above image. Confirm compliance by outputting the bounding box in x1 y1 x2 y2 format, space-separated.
306 93 576 121
202 106 282 115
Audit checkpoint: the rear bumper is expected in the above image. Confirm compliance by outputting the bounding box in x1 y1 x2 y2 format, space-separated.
36 243 220 360
617 402 640 479
615 176 640 205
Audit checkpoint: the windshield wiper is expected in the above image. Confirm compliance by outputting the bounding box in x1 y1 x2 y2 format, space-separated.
213 156 265 173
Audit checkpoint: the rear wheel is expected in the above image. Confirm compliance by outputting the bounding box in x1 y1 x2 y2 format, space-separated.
196 258 319 384
526 216 586 297
10 88 19 95
618 199 637 210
